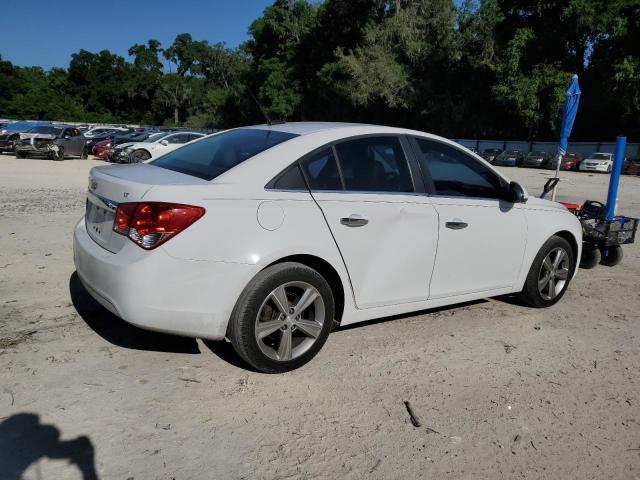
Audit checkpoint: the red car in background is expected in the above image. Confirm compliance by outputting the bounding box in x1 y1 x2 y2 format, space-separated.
546 152 583 171
92 139 112 159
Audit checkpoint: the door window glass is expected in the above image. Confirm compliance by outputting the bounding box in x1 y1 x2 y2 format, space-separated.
415 138 504 199
301 148 342 191
334 137 413 192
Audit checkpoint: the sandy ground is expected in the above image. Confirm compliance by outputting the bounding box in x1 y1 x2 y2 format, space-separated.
0 154 639 480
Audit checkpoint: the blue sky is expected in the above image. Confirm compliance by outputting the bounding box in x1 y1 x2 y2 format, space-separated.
0 0 276 69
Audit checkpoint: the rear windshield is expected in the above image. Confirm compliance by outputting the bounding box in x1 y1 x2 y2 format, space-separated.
151 128 298 180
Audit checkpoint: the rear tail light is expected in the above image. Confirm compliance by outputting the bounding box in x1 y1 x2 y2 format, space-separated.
113 202 205 250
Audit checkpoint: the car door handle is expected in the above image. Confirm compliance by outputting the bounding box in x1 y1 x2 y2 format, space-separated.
445 220 468 230
340 215 369 227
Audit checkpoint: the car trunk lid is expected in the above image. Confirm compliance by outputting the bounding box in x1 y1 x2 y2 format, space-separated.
85 164 208 253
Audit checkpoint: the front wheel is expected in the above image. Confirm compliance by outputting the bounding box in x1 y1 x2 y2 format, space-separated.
15 150 27 159
227 262 335 373
131 149 150 163
518 236 575 308
53 146 64 161
80 145 88 159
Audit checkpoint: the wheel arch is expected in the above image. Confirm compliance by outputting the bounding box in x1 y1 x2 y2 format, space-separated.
553 229 580 275
263 254 346 323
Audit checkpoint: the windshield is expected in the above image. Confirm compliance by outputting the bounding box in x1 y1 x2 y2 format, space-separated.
29 126 63 135
528 151 545 156
589 153 610 160
502 150 520 156
152 128 299 181
145 132 172 143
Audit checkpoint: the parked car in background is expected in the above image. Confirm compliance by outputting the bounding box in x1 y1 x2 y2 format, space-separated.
546 152 583 171
15 125 87 160
481 148 502 163
93 131 152 159
0 121 49 153
86 129 124 154
521 151 552 168
579 152 614 173
84 126 129 138
122 131 206 162
74 122 582 372
493 149 525 167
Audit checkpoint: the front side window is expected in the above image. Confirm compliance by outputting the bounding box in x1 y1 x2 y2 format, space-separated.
415 138 505 200
166 134 190 144
152 128 298 181
334 136 413 192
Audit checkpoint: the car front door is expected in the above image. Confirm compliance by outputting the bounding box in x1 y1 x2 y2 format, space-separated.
302 136 439 309
411 137 527 299
60 128 74 153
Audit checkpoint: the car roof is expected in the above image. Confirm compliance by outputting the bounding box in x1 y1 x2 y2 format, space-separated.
239 122 369 136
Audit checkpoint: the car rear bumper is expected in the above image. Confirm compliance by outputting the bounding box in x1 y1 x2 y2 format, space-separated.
73 218 254 340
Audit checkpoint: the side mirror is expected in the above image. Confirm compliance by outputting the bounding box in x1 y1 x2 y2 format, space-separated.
64 135 71 139
507 181 528 203
160 140 169 146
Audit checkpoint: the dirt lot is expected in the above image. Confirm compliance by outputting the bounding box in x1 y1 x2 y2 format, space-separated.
1 154 639 480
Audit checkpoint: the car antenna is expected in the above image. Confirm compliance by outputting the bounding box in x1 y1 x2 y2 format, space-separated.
245 86 285 126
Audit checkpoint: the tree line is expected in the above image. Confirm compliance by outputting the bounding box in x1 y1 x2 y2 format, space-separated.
0 0 638 141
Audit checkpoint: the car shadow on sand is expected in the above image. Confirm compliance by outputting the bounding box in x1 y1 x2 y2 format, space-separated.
69 272 200 354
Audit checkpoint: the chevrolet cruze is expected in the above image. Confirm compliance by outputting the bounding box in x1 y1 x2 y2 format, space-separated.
73 123 582 372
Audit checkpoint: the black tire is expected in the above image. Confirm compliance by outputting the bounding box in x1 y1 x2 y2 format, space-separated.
599 245 623 267
518 235 575 308
607 165 612 173
580 243 600 269
227 262 335 373
131 149 150 163
15 150 27 159
53 146 64 161
80 145 88 159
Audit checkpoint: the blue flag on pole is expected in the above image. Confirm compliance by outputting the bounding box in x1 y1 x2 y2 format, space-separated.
558 74 581 157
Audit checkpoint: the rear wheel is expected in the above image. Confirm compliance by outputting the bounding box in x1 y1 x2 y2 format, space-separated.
80 145 88 159
15 150 27 159
599 245 623 267
518 236 575 307
580 243 600 269
228 262 334 373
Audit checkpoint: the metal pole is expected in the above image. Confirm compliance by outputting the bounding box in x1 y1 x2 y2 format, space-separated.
604 136 627 220
551 151 562 200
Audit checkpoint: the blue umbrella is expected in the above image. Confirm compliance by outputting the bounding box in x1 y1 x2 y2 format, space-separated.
552 75 581 199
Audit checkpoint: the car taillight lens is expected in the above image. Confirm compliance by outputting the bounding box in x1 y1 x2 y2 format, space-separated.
113 202 205 250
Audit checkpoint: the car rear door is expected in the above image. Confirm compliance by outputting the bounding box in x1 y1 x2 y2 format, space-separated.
302 135 439 309
410 137 527 299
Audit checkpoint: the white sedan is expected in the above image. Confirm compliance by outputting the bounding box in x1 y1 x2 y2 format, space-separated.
122 131 206 162
579 152 614 173
74 123 582 372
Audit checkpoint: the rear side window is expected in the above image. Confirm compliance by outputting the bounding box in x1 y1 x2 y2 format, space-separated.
414 138 505 199
272 164 307 190
301 148 342 191
334 137 413 192
152 129 298 181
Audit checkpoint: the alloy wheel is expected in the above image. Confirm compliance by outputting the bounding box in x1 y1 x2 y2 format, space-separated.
254 281 325 362
538 247 570 300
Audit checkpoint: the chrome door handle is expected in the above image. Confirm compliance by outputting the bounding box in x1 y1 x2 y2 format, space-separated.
340 215 369 227
445 221 468 230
